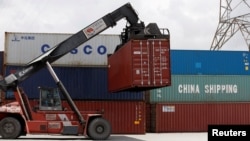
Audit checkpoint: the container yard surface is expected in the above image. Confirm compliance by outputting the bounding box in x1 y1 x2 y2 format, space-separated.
1 132 207 141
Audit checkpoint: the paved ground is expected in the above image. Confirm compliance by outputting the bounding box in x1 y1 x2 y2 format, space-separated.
0 132 208 141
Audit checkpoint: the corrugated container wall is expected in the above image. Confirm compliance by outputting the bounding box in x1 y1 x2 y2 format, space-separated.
66 101 146 134
150 75 250 102
171 50 250 75
5 66 144 100
28 100 146 134
4 32 120 66
148 103 250 133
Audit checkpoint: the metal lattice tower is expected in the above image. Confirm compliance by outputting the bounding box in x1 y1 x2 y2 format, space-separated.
210 0 250 51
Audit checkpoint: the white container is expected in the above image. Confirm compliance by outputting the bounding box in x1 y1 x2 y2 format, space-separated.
4 32 120 66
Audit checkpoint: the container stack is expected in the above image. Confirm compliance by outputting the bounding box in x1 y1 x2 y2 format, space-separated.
4 32 146 134
5 32 250 134
147 50 250 132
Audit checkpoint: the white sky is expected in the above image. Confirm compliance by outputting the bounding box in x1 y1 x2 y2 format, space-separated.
0 0 249 51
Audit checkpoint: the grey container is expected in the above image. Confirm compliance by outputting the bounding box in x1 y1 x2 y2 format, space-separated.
4 32 120 67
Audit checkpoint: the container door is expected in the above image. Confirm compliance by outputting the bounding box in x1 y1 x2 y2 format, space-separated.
131 39 171 87
132 40 151 86
150 39 171 86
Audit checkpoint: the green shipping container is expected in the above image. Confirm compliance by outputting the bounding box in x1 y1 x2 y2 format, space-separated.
150 75 250 102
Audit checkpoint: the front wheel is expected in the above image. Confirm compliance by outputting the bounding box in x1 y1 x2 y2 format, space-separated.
87 117 111 140
0 117 22 139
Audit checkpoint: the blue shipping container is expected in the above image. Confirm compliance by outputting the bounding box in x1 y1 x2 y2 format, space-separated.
171 50 250 75
5 66 144 100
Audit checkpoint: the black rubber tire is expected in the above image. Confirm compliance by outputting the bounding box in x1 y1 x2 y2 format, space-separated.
0 117 22 139
87 117 111 140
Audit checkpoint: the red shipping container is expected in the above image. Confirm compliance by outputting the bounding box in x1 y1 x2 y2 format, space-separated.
108 39 171 92
148 102 250 133
29 100 146 134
